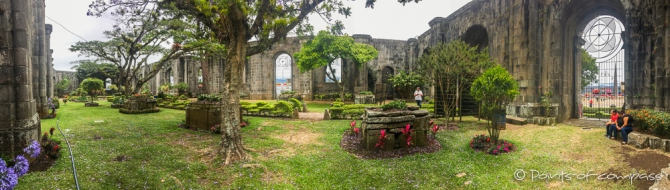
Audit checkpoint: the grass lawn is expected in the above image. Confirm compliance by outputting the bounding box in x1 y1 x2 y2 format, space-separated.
17 100 659 189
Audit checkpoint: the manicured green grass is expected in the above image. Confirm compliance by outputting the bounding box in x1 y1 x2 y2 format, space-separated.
17 100 641 189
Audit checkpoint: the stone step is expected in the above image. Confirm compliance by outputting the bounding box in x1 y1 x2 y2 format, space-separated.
506 116 528 125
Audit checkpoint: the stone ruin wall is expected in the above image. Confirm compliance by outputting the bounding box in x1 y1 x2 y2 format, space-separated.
0 0 56 156
47 0 670 123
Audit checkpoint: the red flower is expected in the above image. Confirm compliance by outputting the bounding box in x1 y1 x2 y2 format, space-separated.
54 145 59 150
354 128 360 133
486 137 490 142
431 125 439 133
429 120 434 126
350 120 356 128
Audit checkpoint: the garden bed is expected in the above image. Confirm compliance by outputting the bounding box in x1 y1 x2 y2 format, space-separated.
340 129 441 159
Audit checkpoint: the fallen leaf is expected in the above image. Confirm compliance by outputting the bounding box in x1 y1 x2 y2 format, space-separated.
161 179 165 182
464 180 472 185
456 172 466 178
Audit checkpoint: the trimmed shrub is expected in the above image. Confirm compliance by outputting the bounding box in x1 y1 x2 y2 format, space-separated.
272 101 294 117
628 109 670 138
289 98 302 111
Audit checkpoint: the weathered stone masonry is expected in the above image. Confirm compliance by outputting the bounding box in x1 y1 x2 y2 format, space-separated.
0 0 55 157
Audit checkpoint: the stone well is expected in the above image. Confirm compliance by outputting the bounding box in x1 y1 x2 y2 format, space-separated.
185 102 222 130
361 107 431 150
354 95 375 104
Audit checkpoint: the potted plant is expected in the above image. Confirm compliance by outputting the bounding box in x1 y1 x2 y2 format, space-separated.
470 65 519 144
174 82 189 95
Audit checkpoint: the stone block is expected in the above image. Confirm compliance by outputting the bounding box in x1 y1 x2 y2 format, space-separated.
13 48 29 66
292 109 299 119
15 101 32 120
364 115 415 124
411 110 429 117
12 30 29 48
506 116 528 125
649 165 670 190
0 85 13 102
0 103 15 124
663 140 670 152
365 109 412 117
627 133 650 149
0 67 13 84
14 84 30 102
364 129 395 150
323 109 330 120
14 66 29 85
649 137 663 150
413 130 428 147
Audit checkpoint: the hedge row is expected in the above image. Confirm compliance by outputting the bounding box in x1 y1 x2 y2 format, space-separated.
119 108 160 114
158 99 192 110
329 104 378 119
241 101 293 118
628 109 670 138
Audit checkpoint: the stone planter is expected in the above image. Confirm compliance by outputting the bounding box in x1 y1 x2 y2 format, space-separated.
361 108 430 150
119 96 159 114
186 102 221 130
85 102 99 107
354 95 375 104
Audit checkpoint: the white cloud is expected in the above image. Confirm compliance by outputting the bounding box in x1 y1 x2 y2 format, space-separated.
46 0 473 72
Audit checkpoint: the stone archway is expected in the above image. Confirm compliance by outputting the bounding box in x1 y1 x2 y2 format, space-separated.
559 0 627 120
461 25 489 53
274 52 293 99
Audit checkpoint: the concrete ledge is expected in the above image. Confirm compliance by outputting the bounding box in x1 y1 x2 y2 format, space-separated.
650 165 670 190
506 116 527 125
531 117 556 126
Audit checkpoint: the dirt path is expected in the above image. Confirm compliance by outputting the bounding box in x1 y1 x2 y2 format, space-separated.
298 112 323 121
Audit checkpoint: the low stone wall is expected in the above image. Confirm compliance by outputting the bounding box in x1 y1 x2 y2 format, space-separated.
185 103 222 130
361 108 430 150
354 95 375 104
627 132 670 152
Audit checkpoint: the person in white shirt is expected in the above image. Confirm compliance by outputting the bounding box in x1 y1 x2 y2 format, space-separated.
414 87 423 108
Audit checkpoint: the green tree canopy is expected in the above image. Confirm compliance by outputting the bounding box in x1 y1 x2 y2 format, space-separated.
55 77 71 96
417 40 494 120
470 65 519 144
80 78 105 103
294 30 378 100
388 71 425 99
71 60 119 83
88 0 397 165
580 48 599 90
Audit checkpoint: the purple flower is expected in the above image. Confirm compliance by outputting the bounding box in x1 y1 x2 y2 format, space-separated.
503 147 510 152
12 155 29 177
23 140 41 158
0 160 18 190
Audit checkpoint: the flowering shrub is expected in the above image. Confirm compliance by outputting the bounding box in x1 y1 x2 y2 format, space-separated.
430 124 439 143
0 159 18 190
470 134 489 149
23 140 41 158
211 124 221 133
400 124 413 147
375 130 387 149
40 132 61 159
488 140 514 155
1 140 41 189
628 109 670 138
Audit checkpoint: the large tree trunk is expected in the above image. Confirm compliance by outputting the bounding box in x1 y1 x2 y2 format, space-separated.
218 4 250 165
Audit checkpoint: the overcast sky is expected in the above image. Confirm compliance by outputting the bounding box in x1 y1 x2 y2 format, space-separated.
45 0 473 72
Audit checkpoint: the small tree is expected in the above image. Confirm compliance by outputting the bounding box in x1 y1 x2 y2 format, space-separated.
80 78 104 103
580 48 599 90
470 65 519 144
388 71 425 99
295 30 379 100
55 77 70 96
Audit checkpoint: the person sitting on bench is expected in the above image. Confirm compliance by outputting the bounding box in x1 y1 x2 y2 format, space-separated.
605 109 619 139
616 110 635 145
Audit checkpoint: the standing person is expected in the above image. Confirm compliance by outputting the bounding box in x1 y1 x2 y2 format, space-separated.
414 87 423 108
605 109 619 139
616 110 635 145
589 99 593 108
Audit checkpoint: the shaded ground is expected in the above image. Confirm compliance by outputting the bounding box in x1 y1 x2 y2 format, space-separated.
614 146 670 189
340 130 442 159
27 152 58 173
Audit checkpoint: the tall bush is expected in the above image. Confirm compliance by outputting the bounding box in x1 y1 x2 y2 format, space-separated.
387 71 425 99
80 78 104 103
470 65 519 144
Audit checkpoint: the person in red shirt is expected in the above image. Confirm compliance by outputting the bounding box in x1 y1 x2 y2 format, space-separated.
589 99 593 108
605 109 619 139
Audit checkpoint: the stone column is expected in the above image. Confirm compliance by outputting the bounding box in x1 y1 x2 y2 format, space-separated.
30 0 47 118
46 24 52 97
0 0 41 157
